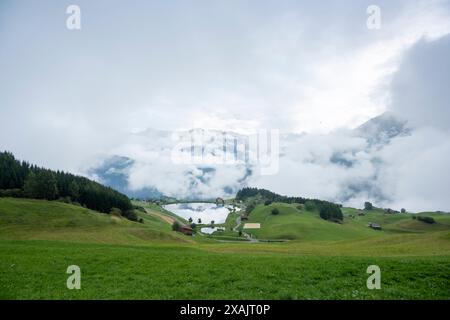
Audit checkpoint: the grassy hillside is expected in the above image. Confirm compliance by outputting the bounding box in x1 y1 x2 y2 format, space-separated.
244 203 371 241
342 207 450 233
243 203 450 242
0 197 449 299
0 198 192 245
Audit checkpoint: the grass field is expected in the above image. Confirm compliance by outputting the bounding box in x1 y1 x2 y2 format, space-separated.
0 198 449 299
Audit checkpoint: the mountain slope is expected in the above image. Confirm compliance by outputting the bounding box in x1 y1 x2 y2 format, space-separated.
0 198 192 245
88 113 413 203
355 111 411 146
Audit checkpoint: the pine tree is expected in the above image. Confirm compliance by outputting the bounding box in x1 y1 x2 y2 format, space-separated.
25 170 58 200
68 180 80 201
23 172 38 198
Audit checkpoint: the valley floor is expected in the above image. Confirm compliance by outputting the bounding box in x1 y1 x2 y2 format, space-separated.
1 240 449 299
0 198 449 299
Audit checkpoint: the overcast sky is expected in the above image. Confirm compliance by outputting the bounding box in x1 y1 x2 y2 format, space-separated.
1 1 450 211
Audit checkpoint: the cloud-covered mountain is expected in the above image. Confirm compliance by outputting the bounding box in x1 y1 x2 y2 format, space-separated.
89 111 411 204
89 155 164 199
354 112 411 147
89 128 254 200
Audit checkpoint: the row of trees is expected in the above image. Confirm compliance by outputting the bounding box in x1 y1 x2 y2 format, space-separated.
0 151 132 215
236 187 309 204
317 202 343 222
365 201 407 214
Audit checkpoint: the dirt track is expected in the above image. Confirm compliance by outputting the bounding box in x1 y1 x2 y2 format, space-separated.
144 208 175 225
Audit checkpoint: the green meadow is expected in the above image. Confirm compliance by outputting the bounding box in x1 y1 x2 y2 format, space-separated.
0 198 449 299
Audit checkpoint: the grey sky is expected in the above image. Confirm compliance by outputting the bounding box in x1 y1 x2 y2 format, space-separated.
1 0 450 210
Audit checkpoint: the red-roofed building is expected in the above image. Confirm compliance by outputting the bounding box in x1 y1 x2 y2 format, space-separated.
180 225 193 236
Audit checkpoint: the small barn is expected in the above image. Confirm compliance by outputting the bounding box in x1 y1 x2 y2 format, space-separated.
368 222 382 230
180 225 193 236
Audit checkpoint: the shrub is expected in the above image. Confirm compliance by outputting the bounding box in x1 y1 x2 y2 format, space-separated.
304 201 316 211
57 196 72 204
264 200 272 206
417 216 435 224
271 208 280 215
172 221 181 231
110 207 122 217
245 203 256 214
138 218 144 224
401 208 406 213
133 205 146 213
124 209 138 222
0 189 23 198
364 202 373 210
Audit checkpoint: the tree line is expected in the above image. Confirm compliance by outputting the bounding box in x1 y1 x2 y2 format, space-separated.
0 151 133 216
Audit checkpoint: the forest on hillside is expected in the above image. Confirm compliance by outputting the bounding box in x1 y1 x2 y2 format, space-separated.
0 151 133 217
